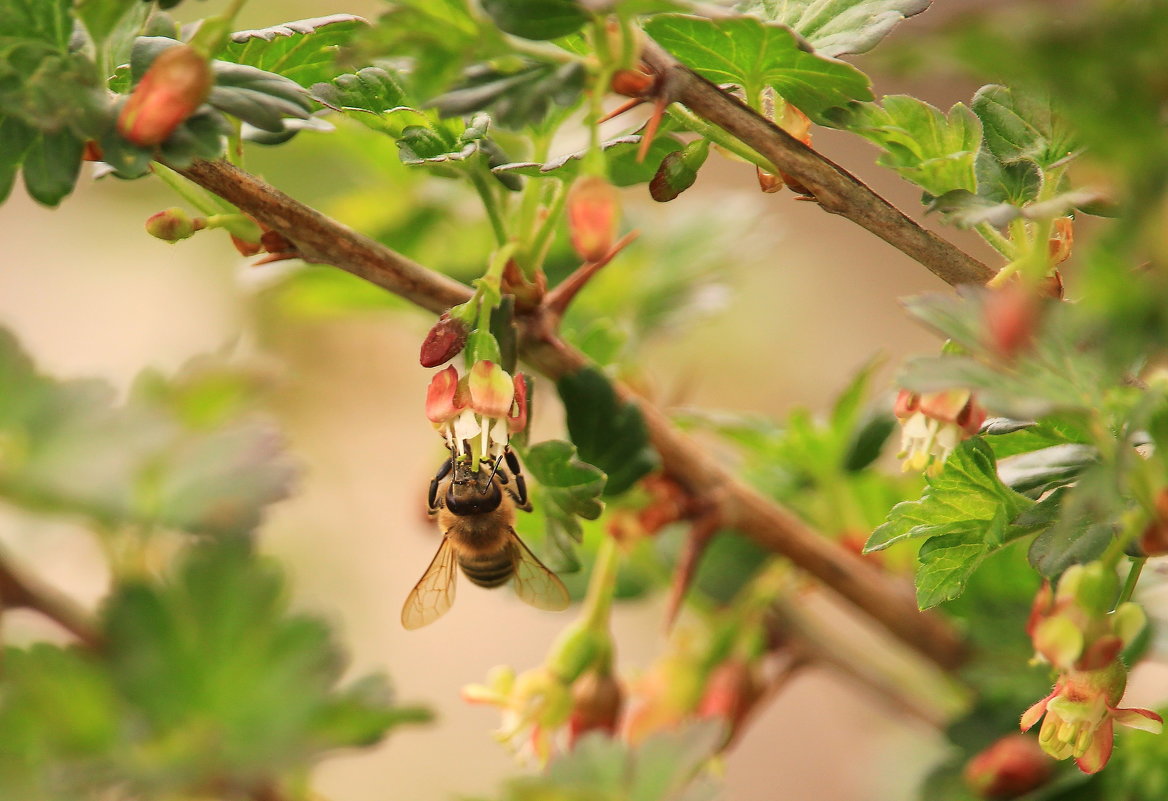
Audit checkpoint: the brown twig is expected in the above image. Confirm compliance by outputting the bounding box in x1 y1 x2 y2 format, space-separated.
175 158 967 670
639 38 997 289
0 548 101 649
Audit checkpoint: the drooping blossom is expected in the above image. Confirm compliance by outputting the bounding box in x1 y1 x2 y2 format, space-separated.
425 362 529 463
895 389 986 473
1020 662 1162 774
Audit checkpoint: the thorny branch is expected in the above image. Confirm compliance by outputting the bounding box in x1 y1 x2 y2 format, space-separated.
0 547 101 649
178 158 968 670
639 38 997 289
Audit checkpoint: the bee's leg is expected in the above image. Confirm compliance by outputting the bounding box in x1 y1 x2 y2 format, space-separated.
504 449 532 512
428 457 453 512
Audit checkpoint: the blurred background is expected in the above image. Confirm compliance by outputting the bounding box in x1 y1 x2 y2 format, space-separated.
0 1 1085 799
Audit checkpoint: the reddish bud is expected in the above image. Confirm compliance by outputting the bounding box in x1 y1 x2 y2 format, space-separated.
568 670 624 746
756 167 784 194
117 44 214 147
1139 488 1168 556
984 283 1044 360
567 176 620 262
610 69 655 97
145 207 205 242
425 365 465 424
420 312 469 368
82 140 104 162
1048 217 1074 265
230 234 264 257
697 659 761 745
964 735 1054 799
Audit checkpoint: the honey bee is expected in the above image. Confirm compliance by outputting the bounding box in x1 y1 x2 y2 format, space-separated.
401 449 570 629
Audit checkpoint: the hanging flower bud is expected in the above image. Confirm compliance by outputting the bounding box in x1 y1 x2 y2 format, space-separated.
895 389 987 473
696 658 761 746
145 207 205 242
610 68 655 97
567 176 620 262
117 44 213 147
963 735 1054 799
1048 217 1074 265
755 167 784 193
425 365 466 425
650 139 709 202
568 670 624 746
984 282 1044 361
420 312 469 368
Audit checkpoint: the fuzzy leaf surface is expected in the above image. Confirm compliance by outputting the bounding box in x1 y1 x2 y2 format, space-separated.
222 15 368 87
643 15 872 119
735 0 931 56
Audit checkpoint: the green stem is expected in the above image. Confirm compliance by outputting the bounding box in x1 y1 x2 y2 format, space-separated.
471 169 508 246
1116 557 1146 607
975 222 1016 260
665 105 775 172
153 163 239 217
580 535 620 631
527 181 567 275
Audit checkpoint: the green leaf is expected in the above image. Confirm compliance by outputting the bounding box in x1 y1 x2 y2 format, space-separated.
221 15 368 87
866 438 1033 552
975 148 1041 206
480 0 589 41
996 443 1097 496
0 327 295 536
494 133 685 187
429 60 586 130
311 66 408 123
522 439 606 570
928 185 1102 229
914 515 1007 609
75 0 138 48
557 367 659 497
1027 467 1119 579
831 95 980 196
643 15 872 120
18 126 84 207
734 0 932 57
499 722 723 801
209 61 315 132
971 84 1079 170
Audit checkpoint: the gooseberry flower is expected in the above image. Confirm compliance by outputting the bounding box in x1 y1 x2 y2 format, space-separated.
426 362 530 463
1020 662 1162 774
463 665 573 764
895 389 986 473
117 44 213 147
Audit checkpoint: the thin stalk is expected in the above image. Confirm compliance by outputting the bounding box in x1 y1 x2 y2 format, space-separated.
527 181 567 275
665 105 775 172
976 222 1015 260
1116 557 1146 607
471 169 508 245
581 535 620 630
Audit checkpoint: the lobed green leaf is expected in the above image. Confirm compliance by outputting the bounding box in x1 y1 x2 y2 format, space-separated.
222 15 368 87
735 0 931 56
643 15 873 120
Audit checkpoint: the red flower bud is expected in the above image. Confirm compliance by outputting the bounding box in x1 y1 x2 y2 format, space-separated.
82 140 103 162
756 167 784 194
964 735 1054 799
419 312 469 368
230 234 264 257
117 44 213 147
145 207 205 242
568 670 623 746
567 176 620 262
696 659 761 745
984 283 1044 361
610 69 655 97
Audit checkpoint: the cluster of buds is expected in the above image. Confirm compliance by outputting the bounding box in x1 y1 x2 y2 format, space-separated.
894 389 987 474
425 361 528 465
117 44 213 147
1020 562 1162 773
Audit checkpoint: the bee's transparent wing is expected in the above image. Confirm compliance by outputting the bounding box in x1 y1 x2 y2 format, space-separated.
401 535 458 629
508 528 570 611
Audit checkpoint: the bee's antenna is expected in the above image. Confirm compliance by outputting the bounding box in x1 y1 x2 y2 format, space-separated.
482 451 506 493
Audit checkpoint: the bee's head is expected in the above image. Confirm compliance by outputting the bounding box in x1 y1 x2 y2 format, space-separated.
446 463 502 515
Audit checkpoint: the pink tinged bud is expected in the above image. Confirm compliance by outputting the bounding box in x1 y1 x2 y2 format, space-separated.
420 312 469 368
117 44 214 147
984 283 1043 361
145 207 205 242
468 361 514 418
918 389 974 425
963 735 1054 800
567 176 620 262
508 373 529 434
1033 615 1085 670
894 389 919 420
696 659 760 745
425 366 465 424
